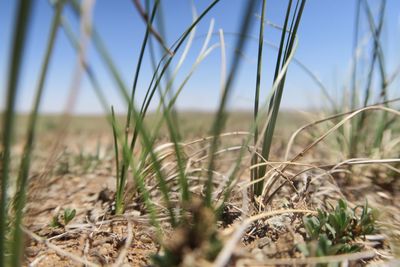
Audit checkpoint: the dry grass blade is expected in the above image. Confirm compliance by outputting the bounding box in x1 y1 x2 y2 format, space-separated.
264 105 400 205
285 98 400 160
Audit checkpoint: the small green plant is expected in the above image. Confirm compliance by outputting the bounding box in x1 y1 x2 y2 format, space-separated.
49 215 62 228
50 208 76 228
300 199 378 258
63 208 76 225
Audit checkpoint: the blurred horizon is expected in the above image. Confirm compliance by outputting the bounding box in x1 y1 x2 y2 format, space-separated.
1 0 400 115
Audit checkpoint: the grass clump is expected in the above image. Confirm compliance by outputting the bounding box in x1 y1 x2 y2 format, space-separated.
253 0 307 197
300 199 378 258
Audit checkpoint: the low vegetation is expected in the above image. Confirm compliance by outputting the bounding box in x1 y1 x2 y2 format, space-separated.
301 199 377 257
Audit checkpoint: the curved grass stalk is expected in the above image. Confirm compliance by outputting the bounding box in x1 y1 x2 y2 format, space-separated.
263 106 400 205
284 97 400 161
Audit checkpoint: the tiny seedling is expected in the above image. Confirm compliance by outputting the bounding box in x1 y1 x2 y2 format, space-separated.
64 208 76 225
50 215 62 228
300 199 378 258
50 208 76 228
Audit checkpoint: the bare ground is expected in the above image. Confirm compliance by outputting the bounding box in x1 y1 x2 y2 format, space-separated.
10 115 400 266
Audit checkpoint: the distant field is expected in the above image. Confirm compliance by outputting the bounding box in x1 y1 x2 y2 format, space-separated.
2 110 310 138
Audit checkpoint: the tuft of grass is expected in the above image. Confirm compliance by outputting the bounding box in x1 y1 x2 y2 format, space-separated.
108 0 222 216
254 0 307 196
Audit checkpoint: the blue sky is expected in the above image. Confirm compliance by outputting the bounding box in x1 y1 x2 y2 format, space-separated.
1 0 400 114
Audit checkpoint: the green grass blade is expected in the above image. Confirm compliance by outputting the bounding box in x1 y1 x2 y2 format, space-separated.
0 0 33 265
255 1 292 192
111 107 123 214
218 39 300 212
252 0 267 196
117 0 160 212
125 0 159 137
350 0 361 111
11 2 64 265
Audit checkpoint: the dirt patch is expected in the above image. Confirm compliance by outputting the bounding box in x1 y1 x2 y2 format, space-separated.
23 134 157 266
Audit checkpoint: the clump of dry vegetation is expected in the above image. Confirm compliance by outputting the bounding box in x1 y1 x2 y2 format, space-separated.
1 0 400 266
